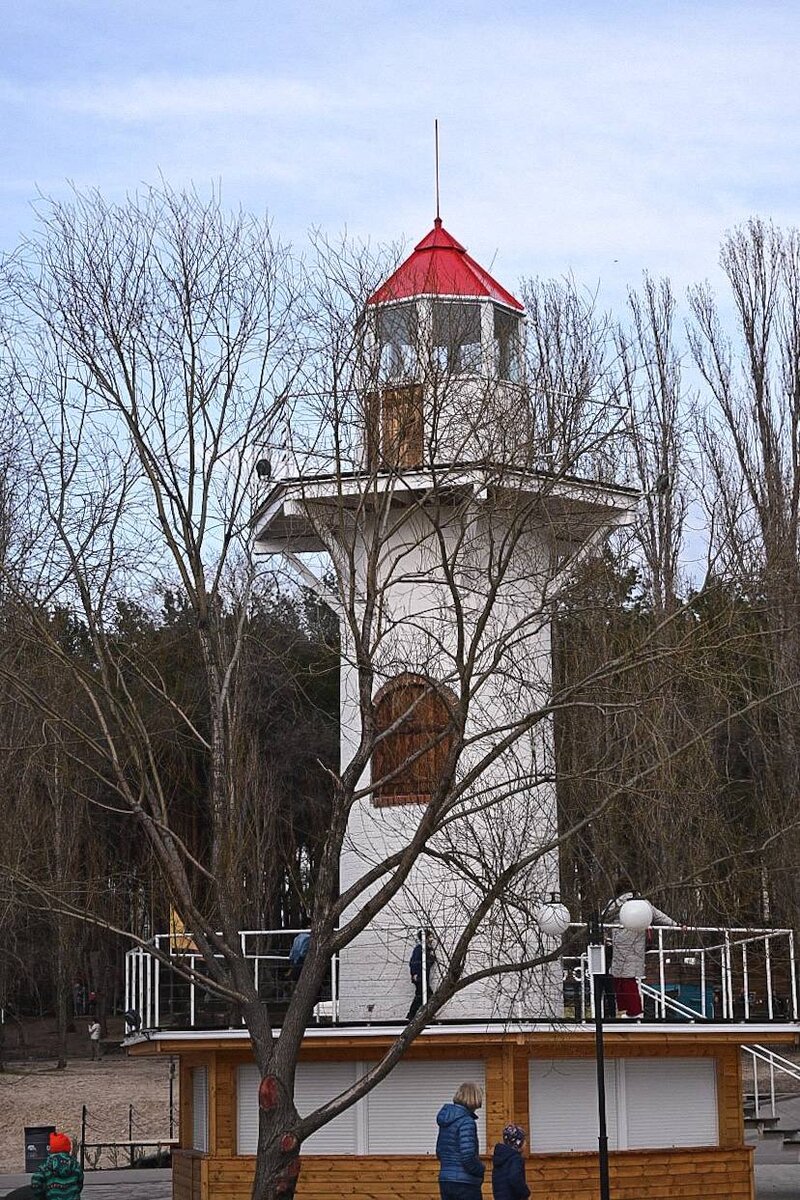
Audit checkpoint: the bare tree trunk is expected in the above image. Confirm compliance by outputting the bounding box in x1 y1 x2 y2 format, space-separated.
55 931 68 1070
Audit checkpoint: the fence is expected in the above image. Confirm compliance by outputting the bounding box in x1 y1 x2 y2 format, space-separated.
124 923 797 1031
78 1090 177 1171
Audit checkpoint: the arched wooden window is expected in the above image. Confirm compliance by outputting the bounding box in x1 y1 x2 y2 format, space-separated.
372 674 456 807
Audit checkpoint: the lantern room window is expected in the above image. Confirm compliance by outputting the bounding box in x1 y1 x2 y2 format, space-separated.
494 306 521 382
372 674 456 807
377 303 418 381
433 301 482 376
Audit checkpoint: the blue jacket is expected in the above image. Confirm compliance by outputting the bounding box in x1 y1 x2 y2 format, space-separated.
491 1143 529 1200
289 932 310 966
436 1103 484 1184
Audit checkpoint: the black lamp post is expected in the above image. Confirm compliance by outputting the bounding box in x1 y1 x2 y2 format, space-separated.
587 911 611 1200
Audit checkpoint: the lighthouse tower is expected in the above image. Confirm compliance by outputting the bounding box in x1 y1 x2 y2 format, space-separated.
255 216 637 1022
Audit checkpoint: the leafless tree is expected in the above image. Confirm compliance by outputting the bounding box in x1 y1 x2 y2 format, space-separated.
1 194 797 1199
690 219 800 920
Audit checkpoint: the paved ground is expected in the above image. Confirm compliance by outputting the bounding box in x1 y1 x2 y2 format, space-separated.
0 1160 797 1198
0 1167 171 1198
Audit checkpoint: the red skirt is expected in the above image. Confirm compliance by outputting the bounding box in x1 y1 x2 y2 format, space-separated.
613 977 642 1016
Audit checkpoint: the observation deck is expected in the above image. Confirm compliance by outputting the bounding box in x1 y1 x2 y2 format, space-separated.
124 923 799 1033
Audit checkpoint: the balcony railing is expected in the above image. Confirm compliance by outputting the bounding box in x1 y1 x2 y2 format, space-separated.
123 924 798 1032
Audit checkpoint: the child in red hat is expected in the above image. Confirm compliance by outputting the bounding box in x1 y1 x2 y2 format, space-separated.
31 1133 83 1199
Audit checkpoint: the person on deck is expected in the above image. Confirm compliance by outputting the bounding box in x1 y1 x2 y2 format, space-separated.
289 931 311 983
31 1133 83 1200
406 929 435 1021
435 1081 485 1200
607 876 677 1019
492 1124 530 1200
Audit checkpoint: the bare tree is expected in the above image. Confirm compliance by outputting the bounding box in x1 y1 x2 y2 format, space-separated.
2 195 797 1199
617 274 689 613
690 218 800 920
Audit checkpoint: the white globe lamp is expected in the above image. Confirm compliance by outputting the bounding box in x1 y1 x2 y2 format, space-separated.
619 897 653 932
536 899 572 938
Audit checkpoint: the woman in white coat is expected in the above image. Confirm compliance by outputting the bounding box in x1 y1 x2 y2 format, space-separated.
606 878 677 1018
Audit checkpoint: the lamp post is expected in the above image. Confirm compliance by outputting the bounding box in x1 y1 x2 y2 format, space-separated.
536 893 655 1200
587 911 611 1200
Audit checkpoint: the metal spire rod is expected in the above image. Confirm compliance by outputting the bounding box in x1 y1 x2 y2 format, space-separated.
434 118 441 222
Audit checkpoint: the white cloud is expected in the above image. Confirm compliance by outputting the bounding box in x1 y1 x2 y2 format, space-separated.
20 74 327 122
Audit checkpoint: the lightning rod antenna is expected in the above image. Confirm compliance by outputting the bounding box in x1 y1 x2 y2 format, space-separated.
434 118 441 224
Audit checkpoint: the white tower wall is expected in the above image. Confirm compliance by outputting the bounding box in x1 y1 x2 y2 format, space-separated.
335 499 563 1021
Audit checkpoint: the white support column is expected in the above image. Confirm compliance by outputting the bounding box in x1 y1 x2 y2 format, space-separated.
144 951 152 1028
765 936 774 1019
789 932 798 1020
137 949 145 1025
723 932 732 1019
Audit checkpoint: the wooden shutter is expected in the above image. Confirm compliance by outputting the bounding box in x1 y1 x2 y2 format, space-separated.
365 386 423 470
191 1066 208 1152
373 676 455 807
382 385 423 468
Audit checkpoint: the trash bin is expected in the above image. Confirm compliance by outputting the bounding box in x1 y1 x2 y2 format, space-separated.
24 1126 55 1174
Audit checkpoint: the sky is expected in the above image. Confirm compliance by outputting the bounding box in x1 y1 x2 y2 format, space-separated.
2 0 799 310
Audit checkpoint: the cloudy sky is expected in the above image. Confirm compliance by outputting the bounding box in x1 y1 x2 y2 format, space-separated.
2 1 798 304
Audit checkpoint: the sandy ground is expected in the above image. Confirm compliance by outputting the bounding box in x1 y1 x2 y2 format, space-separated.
0 1058 177 1173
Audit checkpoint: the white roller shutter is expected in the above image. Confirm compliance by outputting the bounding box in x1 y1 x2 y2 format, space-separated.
625 1058 718 1149
530 1057 718 1153
192 1066 208 1152
366 1060 486 1154
237 1064 260 1154
529 1059 619 1152
237 1062 359 1155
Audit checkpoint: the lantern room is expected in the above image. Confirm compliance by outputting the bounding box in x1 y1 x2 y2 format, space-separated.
364 218 525 470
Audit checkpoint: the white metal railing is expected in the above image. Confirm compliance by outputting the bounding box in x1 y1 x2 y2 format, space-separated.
562 924 797 1024
124 925 439 1032
744 1043 800 1120
124 922 797 1032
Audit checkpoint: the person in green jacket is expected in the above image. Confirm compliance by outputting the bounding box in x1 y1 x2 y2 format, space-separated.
31 1133 83 1199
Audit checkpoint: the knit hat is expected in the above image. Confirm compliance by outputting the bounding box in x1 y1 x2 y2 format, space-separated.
49 1132 72 1154
502 1123 526 1149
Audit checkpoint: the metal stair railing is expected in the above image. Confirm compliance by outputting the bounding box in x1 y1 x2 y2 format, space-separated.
641 982 800 1124
639 982 704 1022
744 1043 800 1120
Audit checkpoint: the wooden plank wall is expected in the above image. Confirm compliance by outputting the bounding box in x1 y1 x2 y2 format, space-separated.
172 1149 207 1200
200 1146 755 1200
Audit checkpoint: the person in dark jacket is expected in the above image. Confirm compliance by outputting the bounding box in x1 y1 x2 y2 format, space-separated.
31 1133 83 1200
492 1124 530 1200
407 929 435 1020
435 1081 484 1199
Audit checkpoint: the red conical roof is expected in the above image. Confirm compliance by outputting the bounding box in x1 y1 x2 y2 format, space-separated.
368 219 524 312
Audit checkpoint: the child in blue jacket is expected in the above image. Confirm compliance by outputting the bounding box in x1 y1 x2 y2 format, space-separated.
492 1124 529 1200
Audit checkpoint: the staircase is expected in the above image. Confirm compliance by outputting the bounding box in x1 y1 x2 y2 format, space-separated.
743 1045 800 1151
